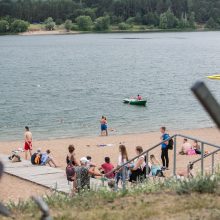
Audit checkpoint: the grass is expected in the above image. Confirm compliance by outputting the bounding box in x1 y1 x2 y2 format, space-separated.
2 173 220 219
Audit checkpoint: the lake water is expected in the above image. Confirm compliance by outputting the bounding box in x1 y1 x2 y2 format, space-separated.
0 32 220 141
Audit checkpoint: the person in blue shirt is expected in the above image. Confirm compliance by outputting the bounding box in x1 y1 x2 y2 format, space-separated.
160 126 169 170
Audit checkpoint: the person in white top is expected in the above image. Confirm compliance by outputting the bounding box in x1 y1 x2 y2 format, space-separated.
179 138 192 155
129 146 146 182
116 145 128 184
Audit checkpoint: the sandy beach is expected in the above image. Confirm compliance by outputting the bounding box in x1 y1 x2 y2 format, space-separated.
19 30 80 36
0 127 220 202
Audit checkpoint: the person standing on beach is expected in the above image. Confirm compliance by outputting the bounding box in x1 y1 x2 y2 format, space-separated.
24 126 33 160
160 126 169 170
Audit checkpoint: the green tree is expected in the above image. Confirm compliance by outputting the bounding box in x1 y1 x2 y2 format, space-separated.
44 17 56 31
159 13 168 29
76 15 93 31
178 13 189 28
188 12 196 28
94 16 110 31
0 19 9 33
159 8 178 29
64 19 73 31
205 17 218 29
10 19 29 33
143 13 160 26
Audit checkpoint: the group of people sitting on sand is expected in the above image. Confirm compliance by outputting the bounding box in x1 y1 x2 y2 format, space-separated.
179 138 201 155
66 143 165 192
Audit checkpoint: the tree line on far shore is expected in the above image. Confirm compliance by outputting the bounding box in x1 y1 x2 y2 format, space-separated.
1 0 220 34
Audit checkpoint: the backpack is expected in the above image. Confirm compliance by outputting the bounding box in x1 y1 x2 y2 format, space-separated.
156 169 165 177
167 138 173 150
31 153 37 164
34 154 41 165
66 163 75 182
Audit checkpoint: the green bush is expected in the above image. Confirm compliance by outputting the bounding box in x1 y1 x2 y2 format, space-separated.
10 19 29 33
64 19 73 31
94 16 110 31
0 19 9 33
118 22 130 30
206 17 219 29
76 15 93 31
176 174 220 194
44 17 55 30
126 17 135 25
71 24 78 31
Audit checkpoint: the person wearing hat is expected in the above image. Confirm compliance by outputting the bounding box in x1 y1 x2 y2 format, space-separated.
73 157 102 192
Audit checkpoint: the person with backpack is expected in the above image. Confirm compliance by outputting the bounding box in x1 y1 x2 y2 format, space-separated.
160 126 170 170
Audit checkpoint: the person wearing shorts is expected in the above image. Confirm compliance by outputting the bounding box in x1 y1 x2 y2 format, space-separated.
100 116 108 136
24 126 33 160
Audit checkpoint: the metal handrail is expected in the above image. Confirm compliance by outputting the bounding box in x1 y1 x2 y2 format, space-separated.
104 135 175 177
176 134 220 149
104 133 220 183
189 148 220 175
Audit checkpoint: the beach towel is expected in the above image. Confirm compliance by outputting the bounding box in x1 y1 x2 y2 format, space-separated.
187 149 196 155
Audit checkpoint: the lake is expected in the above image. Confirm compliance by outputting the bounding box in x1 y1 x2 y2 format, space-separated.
0 31 220 141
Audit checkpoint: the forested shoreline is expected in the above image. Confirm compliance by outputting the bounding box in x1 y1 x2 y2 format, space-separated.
0 0 220 34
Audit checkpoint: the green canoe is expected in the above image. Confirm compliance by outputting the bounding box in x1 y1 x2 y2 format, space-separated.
123 98 147 106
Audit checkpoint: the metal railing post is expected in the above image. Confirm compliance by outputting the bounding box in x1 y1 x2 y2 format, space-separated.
145 152 149 177
212 153 215 175
201 142 204 176
122 166 126 191
173 135 177 176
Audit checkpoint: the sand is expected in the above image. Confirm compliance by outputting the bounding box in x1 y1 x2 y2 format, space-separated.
19 30 80 36
0 127 220 202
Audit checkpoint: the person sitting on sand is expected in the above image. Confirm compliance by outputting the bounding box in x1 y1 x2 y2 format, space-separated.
41 149 57 167
66 145 79 166
192 140 201 154
99 157 115 179
129 146 146 182
24 126 33 160
149 154 164 177
100 116 108 136
137 94 142 100
179 138 192 155
74 157 102 192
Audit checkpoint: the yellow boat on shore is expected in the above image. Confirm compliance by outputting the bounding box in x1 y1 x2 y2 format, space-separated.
207 75 220 80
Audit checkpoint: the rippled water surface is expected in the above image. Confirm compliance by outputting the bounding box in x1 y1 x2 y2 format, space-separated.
0 32 220 140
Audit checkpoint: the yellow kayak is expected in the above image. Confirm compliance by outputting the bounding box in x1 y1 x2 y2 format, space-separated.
207 74 220 80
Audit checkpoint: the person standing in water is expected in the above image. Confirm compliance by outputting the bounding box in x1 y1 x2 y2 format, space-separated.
100 116 108 136
24 126 33 160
